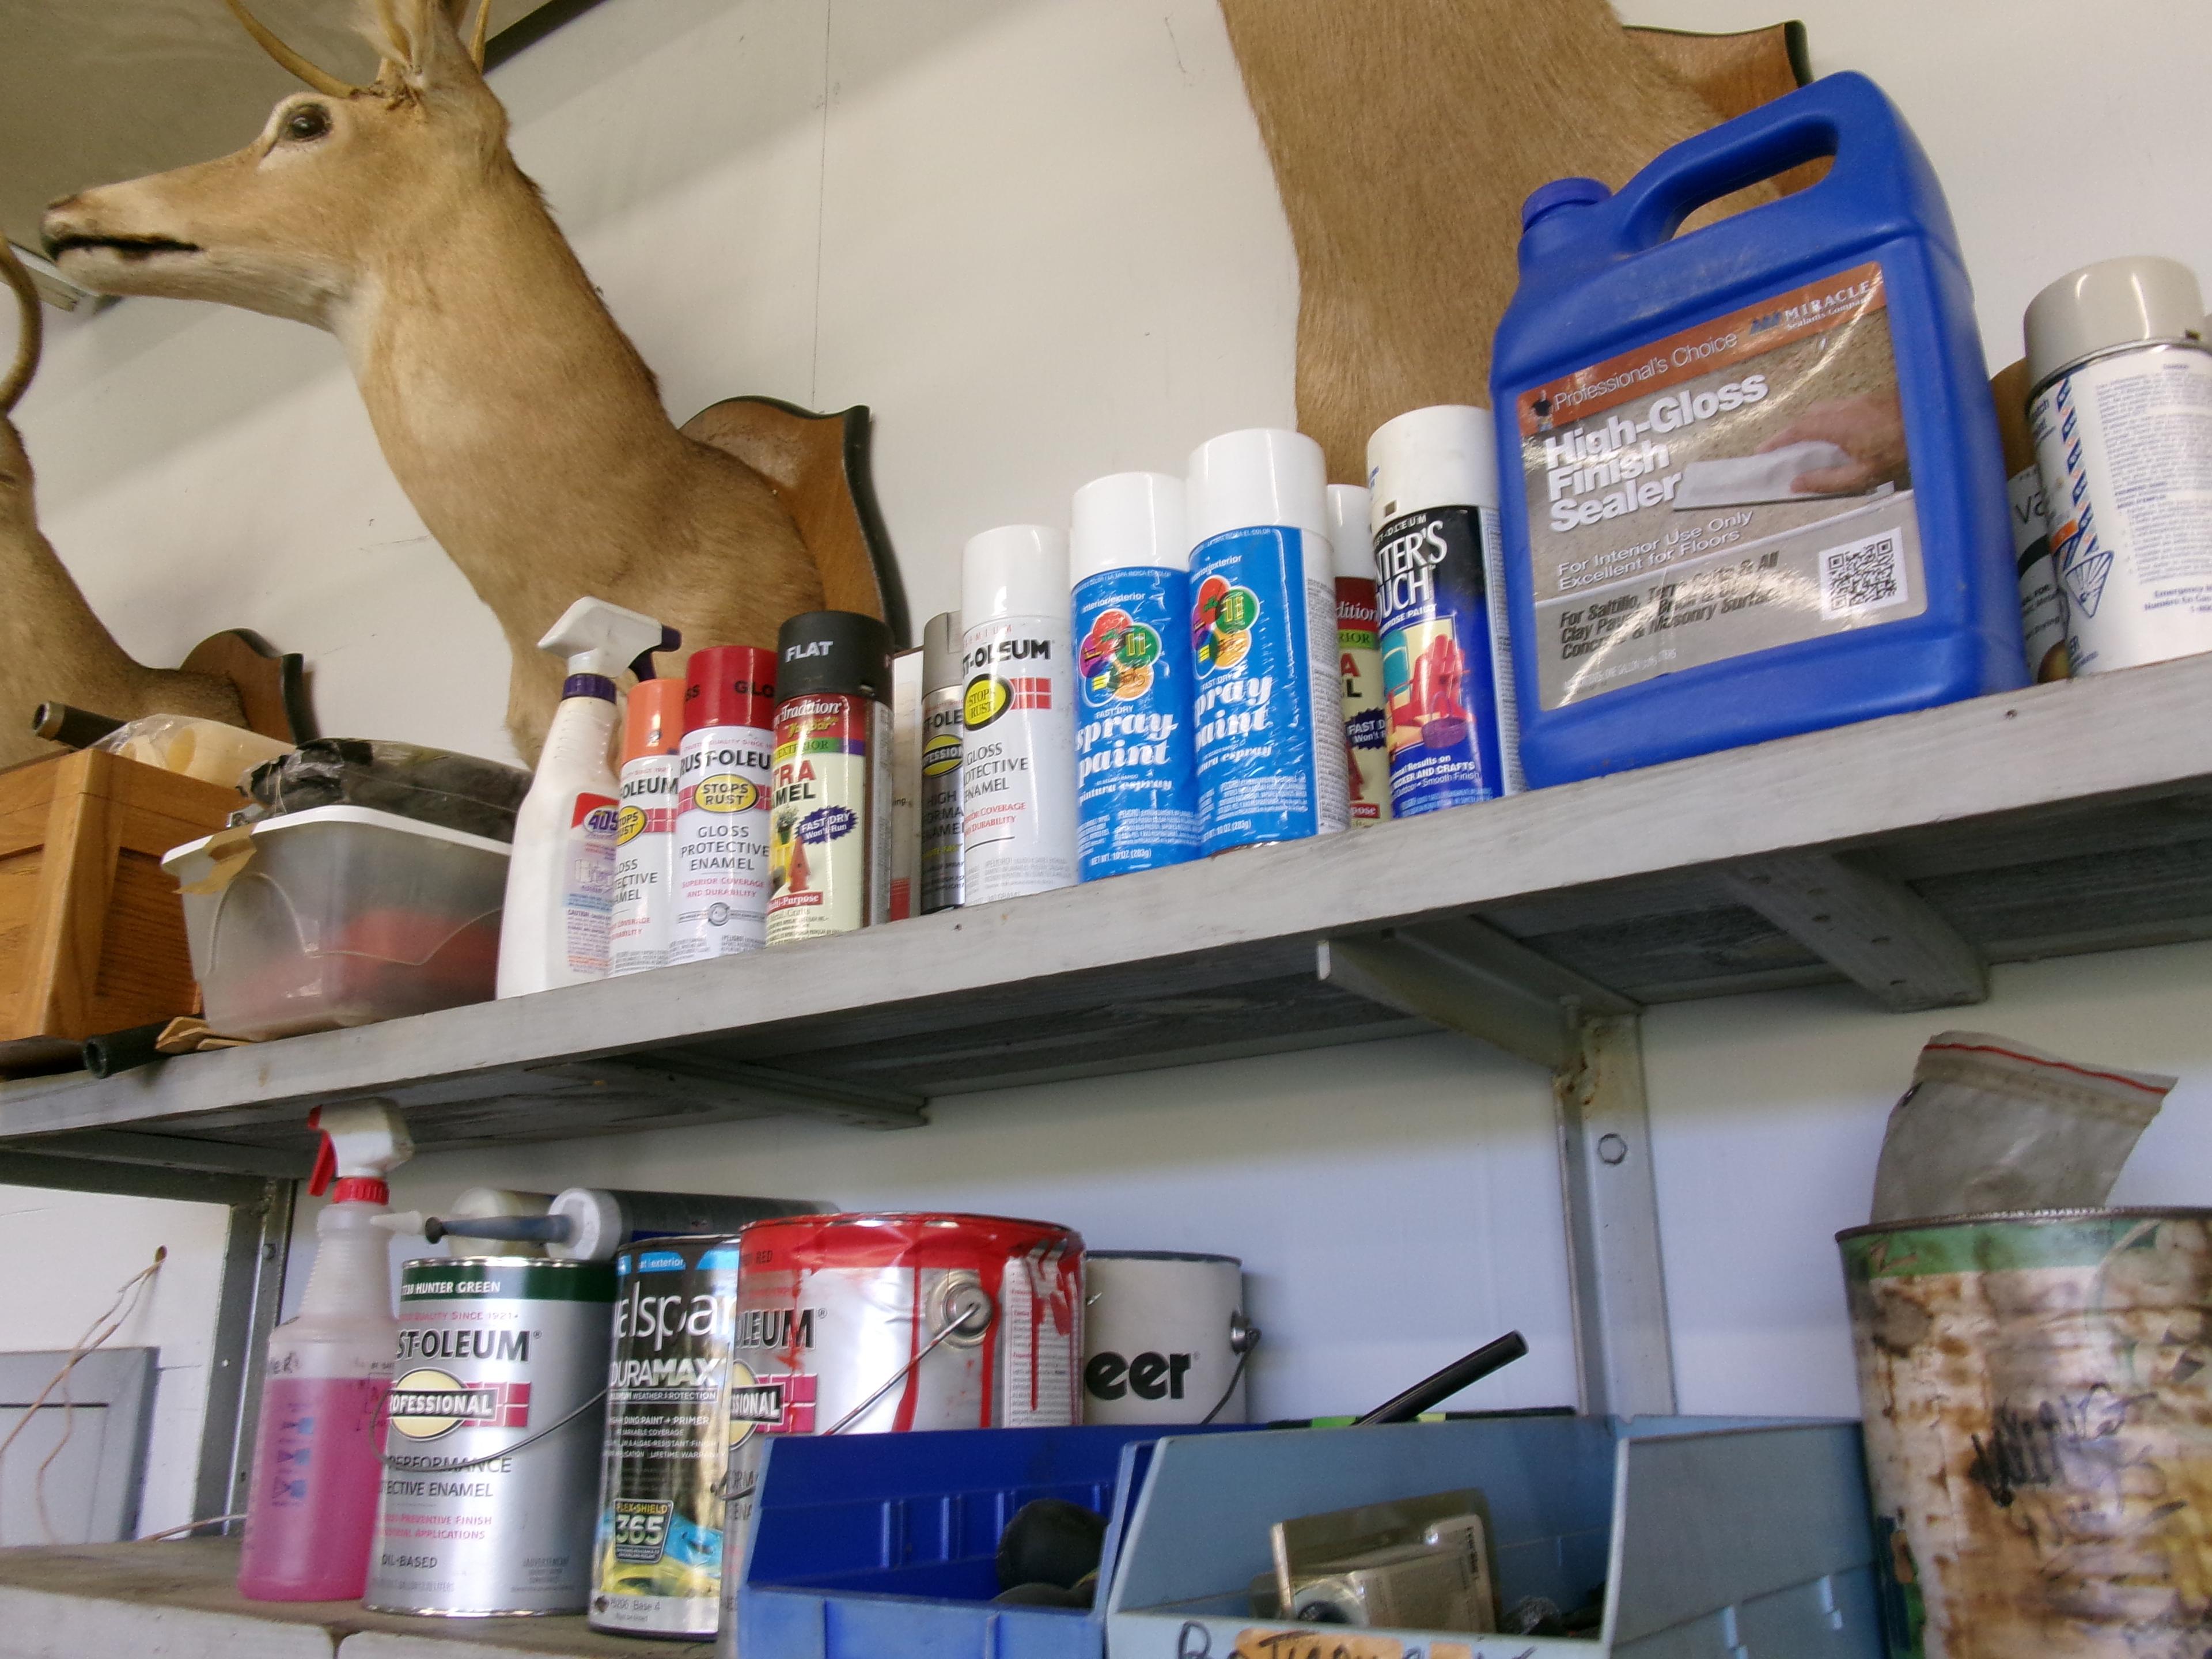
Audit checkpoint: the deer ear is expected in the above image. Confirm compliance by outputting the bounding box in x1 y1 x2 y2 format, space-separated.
384 0 483 90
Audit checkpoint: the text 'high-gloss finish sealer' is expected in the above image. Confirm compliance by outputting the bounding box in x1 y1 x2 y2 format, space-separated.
767 611 893 942
1071 472 1200 878
609 678 684 976
961 525 1078 902
919 611 965 912
1368 404 1522 814
1184 427 1348 854
1328 482 1391 824
667 646 776 964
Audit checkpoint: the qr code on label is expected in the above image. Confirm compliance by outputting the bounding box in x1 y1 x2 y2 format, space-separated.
1819 532 1908 619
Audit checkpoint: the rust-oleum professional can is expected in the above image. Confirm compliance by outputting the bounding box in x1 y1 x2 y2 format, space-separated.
918 611 965 913
714 1213 1084 1656
590 1236 744 1640
366 1257 616 1617
766 612 893 944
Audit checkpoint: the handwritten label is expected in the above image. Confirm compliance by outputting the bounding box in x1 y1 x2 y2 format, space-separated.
1224 1631 1476 1659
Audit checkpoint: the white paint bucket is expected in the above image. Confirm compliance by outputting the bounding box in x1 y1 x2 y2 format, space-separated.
1081 1250 1256 1425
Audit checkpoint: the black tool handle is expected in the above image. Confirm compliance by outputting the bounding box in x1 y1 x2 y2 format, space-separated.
1354 1331 1529 1425
33 703 127 749
81 1021 173 1079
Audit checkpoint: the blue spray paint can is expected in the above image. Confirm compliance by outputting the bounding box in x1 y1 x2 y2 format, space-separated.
1366 404 1523 816
1071 472 1200 879
1185 428 1348 854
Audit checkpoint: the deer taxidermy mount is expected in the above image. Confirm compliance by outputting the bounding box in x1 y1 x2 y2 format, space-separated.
0 237 278 771
44 0 903 764
1219 1 1805 484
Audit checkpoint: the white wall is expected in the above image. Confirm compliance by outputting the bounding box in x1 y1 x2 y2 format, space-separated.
6 0 2212 1531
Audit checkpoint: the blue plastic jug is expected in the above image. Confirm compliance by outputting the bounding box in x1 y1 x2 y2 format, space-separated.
1491 71 2025 788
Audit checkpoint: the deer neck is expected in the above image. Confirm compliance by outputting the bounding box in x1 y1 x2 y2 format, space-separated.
336 162 685 626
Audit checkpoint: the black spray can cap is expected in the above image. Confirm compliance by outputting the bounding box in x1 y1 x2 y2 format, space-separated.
775 610 893 704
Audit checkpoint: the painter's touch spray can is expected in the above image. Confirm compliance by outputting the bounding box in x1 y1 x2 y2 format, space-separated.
1368 405 1523 815
365 1256 616 1616
767 612 893 943
609 679 684 976
1328 483 1391 825
2028 256 2212 675
961 527 1078 902
1184 428 1348 854
1071 473 1200 879
669 646 776 964
919 612 965 913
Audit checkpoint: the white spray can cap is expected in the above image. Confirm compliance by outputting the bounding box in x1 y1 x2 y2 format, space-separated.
2026 255 2209 389
536 595 679 684
963 524 1069 622
1071 472 1188 582
1366 405 1500 540
922 611 964 693
1326 484 1374 579
1185 427 1330 548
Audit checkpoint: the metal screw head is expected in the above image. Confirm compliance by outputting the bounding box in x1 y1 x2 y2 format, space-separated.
1596 1132 1630 1166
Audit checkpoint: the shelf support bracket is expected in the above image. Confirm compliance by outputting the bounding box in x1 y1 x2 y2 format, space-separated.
1716 850 1988 1012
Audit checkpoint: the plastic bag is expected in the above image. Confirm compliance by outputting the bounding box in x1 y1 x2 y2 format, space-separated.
1869 1031 2174 1224
93 715 292 790
237 739 532 842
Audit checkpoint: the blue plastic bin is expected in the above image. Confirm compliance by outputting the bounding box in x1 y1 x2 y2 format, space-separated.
738 1423 1250 1659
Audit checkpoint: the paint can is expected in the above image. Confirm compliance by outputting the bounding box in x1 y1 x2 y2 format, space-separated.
2028 256 2212 675
961 527 1079 902
610 679 685 975
590 1236 746 1639
1838 1209 2212 1657
1184 427 1348 854
767 612 893 944
1993 360 2069 683
1328 483 1392 825
714 1213 1084 1656
1081 1250 1257 1425
918 611 965 913
668 646 777 963
1366 404 1522 815
365 1256 616 1617
1071 472 1200 879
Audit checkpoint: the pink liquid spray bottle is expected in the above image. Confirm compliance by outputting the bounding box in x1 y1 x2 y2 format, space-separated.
237 1101 412 1601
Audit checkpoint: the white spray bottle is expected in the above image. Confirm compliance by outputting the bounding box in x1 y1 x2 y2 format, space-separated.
497 597 678 997
237 1101 413 1602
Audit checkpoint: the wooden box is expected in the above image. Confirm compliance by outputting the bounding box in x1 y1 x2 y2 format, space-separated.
0 748 238 1073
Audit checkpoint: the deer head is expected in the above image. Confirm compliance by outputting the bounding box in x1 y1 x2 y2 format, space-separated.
44 0 505 332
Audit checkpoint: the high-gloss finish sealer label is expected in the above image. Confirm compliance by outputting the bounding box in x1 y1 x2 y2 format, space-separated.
1074 567 1199 877
1187 526 1347 853
668 725 774 962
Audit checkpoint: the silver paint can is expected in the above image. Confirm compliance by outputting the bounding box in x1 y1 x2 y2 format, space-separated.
365 1256 616 1616
1081 1249 1257 1425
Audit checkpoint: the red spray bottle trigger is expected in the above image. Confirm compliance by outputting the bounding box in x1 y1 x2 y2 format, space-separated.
305 1101 408 1206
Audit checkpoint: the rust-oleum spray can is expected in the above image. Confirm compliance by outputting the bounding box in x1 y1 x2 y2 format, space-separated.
767 612 893 943
961 527 1078 902
919 611 965 913
669 647 777 963
609 679 684 976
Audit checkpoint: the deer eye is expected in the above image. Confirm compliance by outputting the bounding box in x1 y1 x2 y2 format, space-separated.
281 104 332 143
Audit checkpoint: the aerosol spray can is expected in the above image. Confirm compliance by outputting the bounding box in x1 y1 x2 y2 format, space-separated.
1993 360 2069 682
1366 405 1522 815
919 612 965 914
889 648 922 921
1072 472 1199 880
767 612 893 942
668 647 777 964
961 526 1078 902
1329 482 1391 825
609 679 684 976
2027 256 2212 674
1184 428 1347 854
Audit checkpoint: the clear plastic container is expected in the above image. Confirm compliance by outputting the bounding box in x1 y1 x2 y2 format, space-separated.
163 805 509 1039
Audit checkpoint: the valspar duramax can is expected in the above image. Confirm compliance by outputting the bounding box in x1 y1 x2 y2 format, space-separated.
1367 405 1522 815
961 527 1078 901
919 611 965 913
1071 472 1199 879
1184 428 1348 854
591 1236 744 1639
2028 256 2212 675
1328 483 1391 825
767 612 893 944
366 1256 615 1617
668 646 777 963
715 1213 1084 1656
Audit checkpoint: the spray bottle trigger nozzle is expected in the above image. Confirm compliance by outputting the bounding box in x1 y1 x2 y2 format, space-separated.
628 625 683 683
308 1132 336 1196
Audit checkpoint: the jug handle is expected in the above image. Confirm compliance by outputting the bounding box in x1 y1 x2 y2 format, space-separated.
1613 71 1888 253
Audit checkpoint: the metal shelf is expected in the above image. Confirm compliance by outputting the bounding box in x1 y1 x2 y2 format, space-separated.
3 654 2210 1173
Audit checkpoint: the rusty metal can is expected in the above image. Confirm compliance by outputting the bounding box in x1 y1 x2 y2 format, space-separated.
1839 1208 2212 1658
714 1213 1083 1654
